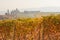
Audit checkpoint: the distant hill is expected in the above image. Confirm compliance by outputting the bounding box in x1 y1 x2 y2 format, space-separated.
24 7 60 12
40 7 60 12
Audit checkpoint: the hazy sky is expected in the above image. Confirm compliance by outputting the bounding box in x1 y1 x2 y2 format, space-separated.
0 0 60 10
0 0 60 15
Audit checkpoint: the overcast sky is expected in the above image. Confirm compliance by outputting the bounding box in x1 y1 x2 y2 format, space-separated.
0 0 60 15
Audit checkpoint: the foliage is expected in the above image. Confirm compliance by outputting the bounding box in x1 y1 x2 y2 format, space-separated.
0 14 60 40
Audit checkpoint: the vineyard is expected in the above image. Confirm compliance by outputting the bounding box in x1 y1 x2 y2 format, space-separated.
0 14 60 40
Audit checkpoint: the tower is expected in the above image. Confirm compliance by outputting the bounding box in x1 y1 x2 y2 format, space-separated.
7 9 9 14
